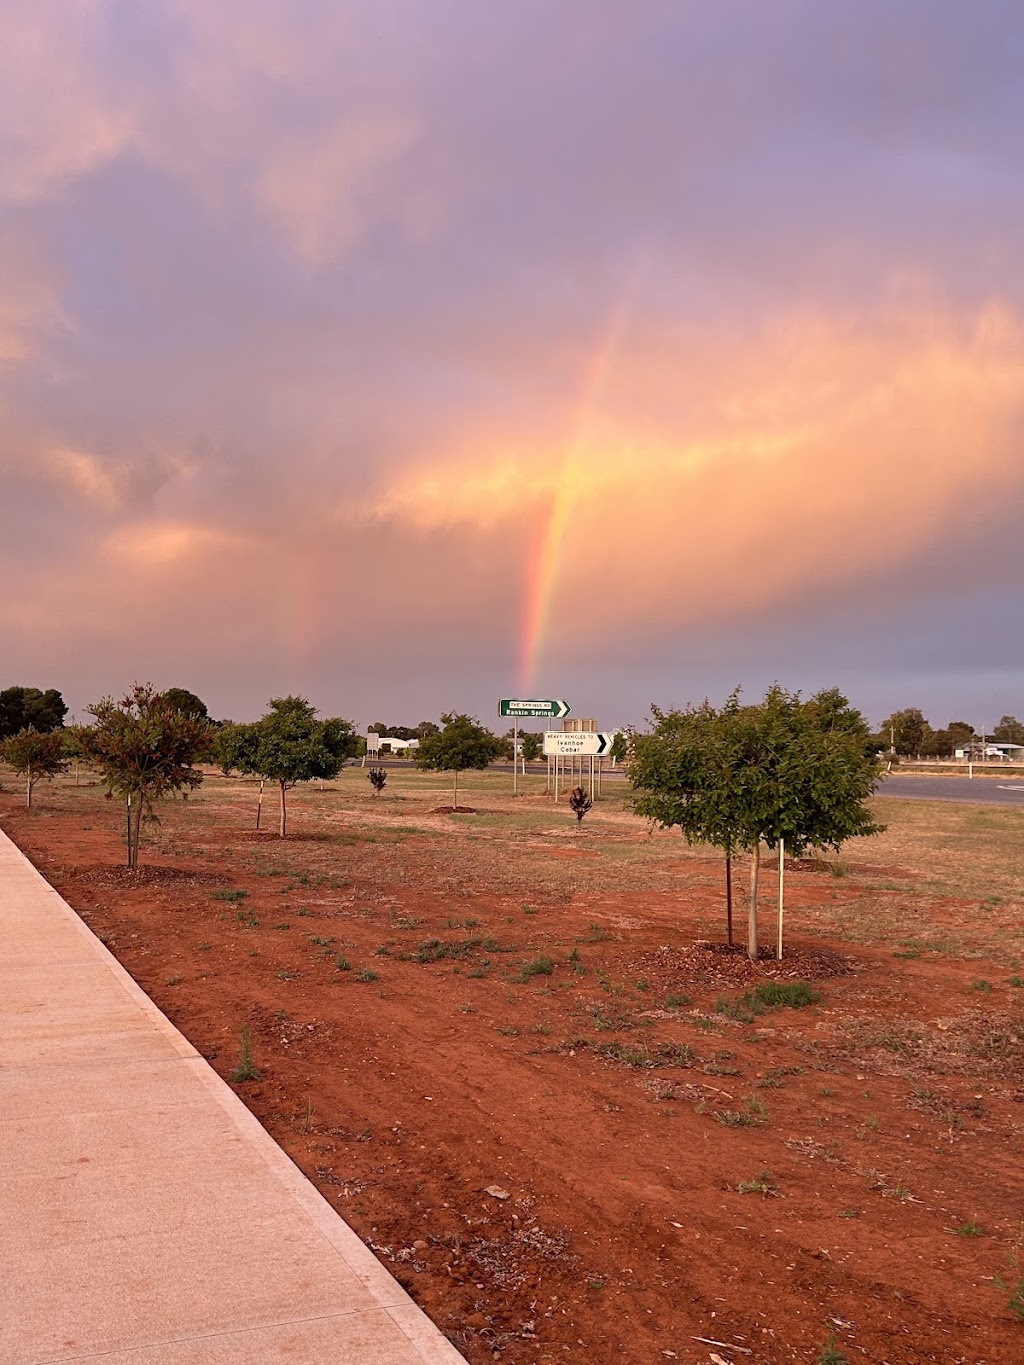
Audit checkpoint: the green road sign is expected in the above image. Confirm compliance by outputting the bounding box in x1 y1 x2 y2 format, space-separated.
499 698 571 719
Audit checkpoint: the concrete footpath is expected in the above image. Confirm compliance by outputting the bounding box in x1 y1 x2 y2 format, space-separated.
0 827 465 1365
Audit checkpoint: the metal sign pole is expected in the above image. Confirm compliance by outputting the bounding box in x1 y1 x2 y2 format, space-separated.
513 718 518 797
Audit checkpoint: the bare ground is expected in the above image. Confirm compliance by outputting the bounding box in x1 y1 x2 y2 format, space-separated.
4 769 1024 1364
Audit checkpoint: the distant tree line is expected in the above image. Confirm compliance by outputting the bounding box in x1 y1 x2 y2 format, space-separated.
874 710 1024 757
368 721 440 741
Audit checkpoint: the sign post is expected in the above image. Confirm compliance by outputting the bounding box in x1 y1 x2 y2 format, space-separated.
499 700 571 795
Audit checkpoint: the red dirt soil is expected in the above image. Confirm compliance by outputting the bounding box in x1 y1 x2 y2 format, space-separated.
4 792 1024 1365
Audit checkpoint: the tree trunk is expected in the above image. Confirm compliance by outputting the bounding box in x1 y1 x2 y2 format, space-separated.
279 781 287 838
453 768 459 811
256 777 264 830
75 759 81 787
725 847 733 947
26 767 33 809
747 842 761 962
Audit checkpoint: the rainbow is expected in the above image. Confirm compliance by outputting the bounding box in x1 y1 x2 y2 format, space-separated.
517 301 635 693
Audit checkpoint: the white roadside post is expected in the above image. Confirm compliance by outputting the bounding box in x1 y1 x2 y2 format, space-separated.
777 837 786 960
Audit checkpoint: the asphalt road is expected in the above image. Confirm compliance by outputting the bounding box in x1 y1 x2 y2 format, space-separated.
876 774 1024 806
354 762 1024 807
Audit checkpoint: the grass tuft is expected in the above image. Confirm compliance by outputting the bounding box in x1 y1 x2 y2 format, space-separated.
231 1025 262 1083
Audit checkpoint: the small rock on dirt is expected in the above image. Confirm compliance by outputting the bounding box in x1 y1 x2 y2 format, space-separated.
484 1185 511 1199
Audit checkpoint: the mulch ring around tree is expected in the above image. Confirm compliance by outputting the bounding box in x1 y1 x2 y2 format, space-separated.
624 940 854 993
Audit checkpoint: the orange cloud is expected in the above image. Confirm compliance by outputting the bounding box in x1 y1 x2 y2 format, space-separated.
352 302 1024 646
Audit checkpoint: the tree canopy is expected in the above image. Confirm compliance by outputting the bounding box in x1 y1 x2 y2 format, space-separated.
84 684 212 868
415 712 503 809
214 696 357 836
160 687 210 721
877 708 928 757
1 728 67 808
520 731 542 763
0 686 68 739
994 715 1024 746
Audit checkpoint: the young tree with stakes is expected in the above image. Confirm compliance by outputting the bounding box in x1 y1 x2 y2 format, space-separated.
633 687 883 960
2 728 67 808
215 697 357 837
569 785 593 823
415 712 503 810
61 724 93 787
84 685 212 869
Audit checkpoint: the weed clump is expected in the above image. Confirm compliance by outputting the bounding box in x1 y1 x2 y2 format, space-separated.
411 936 501 963
994 1249 1024 1320
716 980 821 1022
714 1096 767 1128
231 1025 262 1083
737 1169 778 1196
816 1335 848 1365
517 954 555 981
953 1219 985 1237
596 1040 692 1069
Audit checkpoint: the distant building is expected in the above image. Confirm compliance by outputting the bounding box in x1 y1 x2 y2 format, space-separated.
365 732 419 755
954 742 1024 761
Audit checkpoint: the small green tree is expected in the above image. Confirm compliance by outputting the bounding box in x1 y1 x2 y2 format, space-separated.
632 698 744 946
215 697 357 836
84 684 212 868
61 723 94 787
415 712 503 810
609 731 629 765
521 731 542 763
2 728 67 808
213 721 267 827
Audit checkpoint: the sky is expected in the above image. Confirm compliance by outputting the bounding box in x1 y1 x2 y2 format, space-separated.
2 0 1023 732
